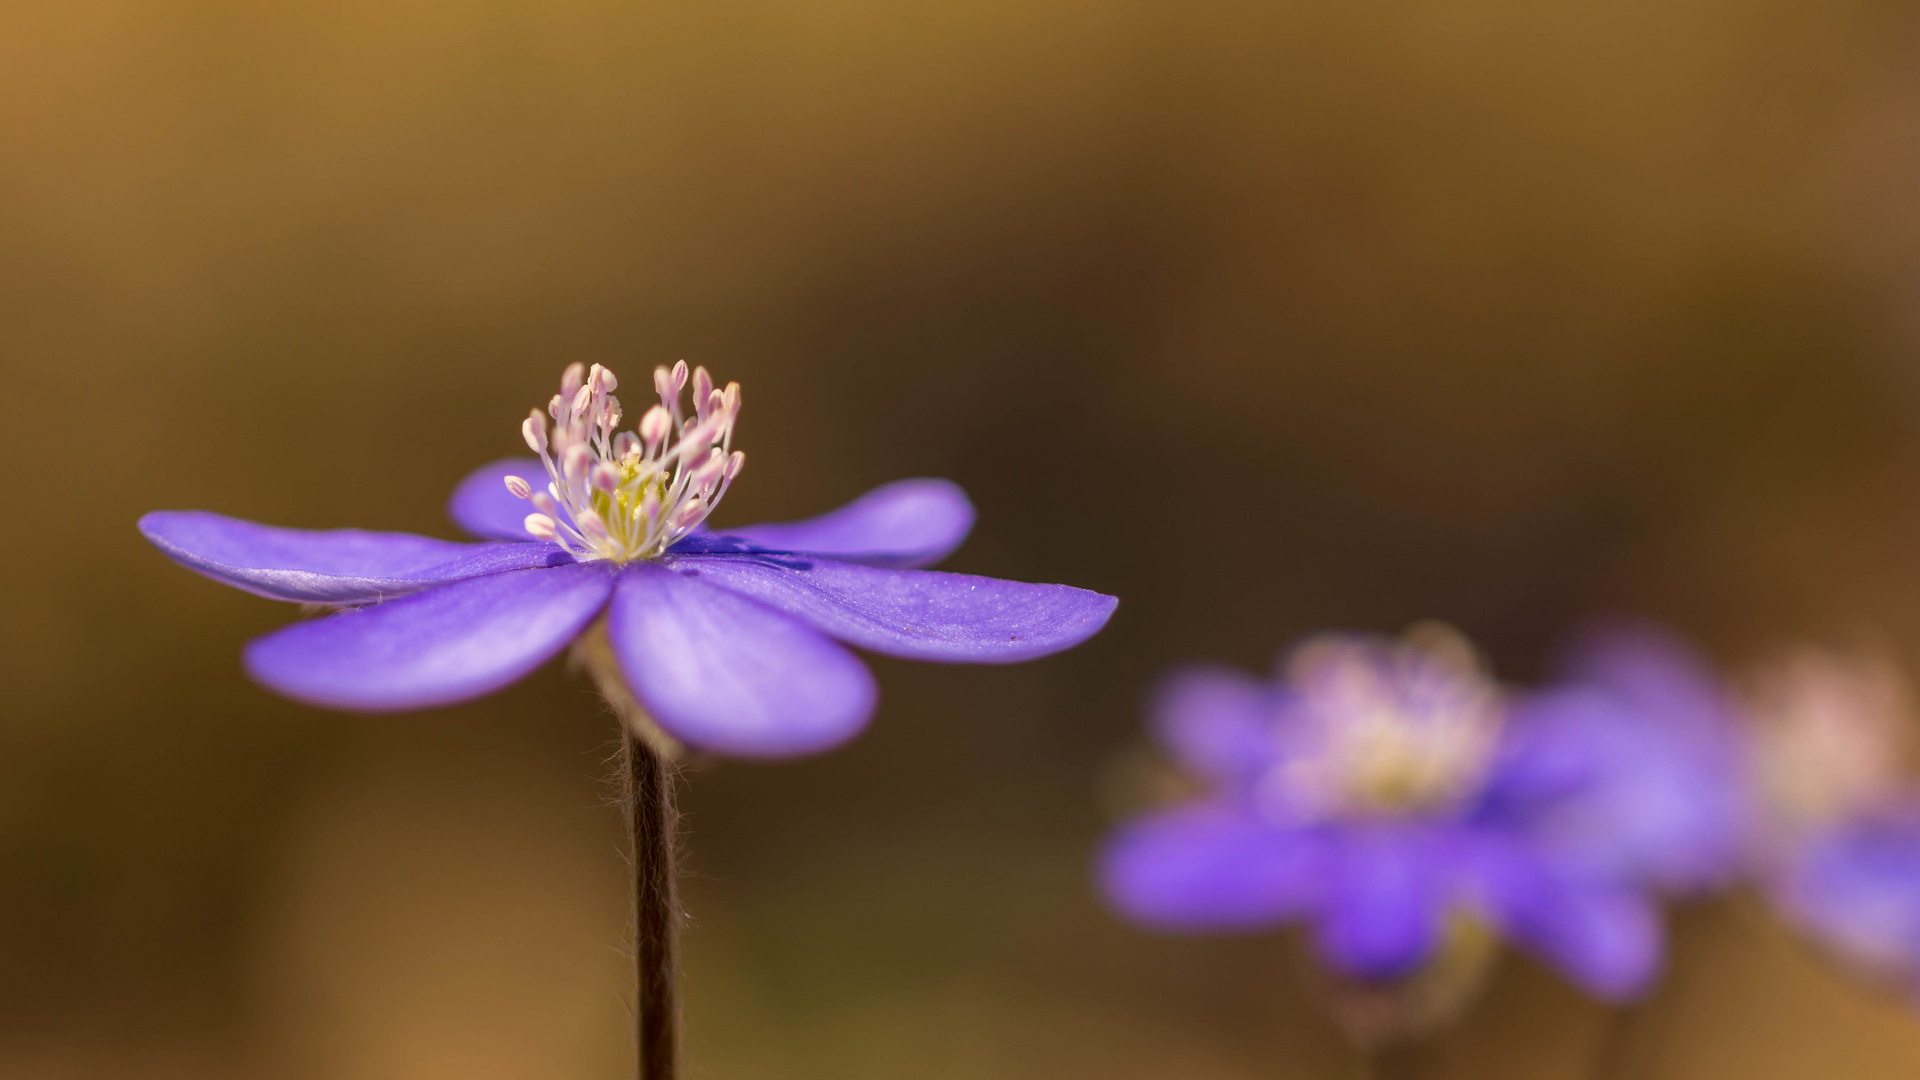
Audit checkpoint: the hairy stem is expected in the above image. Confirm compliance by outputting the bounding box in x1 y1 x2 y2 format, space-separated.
575 623 681 1080
623 724 680 1080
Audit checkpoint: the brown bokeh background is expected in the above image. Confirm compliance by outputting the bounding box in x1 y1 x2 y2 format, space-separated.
8 1 1920 1076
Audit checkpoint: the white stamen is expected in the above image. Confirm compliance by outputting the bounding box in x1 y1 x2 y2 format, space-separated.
690 447 727 491
576 507 611 541
670 497 706 531
562 442 591 479
525 513 559 541
1257 625 1504 823
639 405 671 453
692 366 715 421
515 361 745 562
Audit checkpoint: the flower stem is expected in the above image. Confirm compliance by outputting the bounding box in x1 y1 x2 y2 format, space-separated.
574 622 681 1080
1368 1039 1421 1080
623 722 680 1080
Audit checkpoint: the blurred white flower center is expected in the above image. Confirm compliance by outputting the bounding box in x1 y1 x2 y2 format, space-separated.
508 361 745 563
1261 626 1505 821
1746 647 1909 832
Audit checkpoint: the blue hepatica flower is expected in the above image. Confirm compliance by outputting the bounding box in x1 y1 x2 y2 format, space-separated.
1743 648 1920 991
139 362 1117 757
1098 624 1745 1002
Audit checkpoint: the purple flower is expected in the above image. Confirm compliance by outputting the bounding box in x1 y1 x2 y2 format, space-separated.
1098 624 1742 1003
1743 648 1920 990
140 362 1116 757
1485 624 1750 894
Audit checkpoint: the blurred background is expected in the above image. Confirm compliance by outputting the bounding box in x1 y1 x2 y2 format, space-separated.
7 0 1920 1076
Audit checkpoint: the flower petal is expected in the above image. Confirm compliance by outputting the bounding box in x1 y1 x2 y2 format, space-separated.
1149 665 1283 784
1459 835 1662 1001
244 562 616 711
1485 685 1747 893
665 553 1117 663
1310 827 1447 980
448 457 558 541
1098 807 1321 931
606 562 877 757
140 510 570 604
1774 816 1920 980
1555 622 1736 742
712 479 975 568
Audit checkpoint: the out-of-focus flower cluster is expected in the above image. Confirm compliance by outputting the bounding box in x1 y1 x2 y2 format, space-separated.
1098 622 1920 1035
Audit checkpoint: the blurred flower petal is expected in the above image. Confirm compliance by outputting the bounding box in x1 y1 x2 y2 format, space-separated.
1489 675 1746 893
1461 835 1661 1001
1775 814 1920 980
1311 827 1446 980
1098 808 1321 931
1148 665 1283 784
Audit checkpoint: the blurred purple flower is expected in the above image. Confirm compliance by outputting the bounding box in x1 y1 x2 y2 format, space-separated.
1098 623 1746 1002
140 362 1116 757
1486 623 1750 895
1743 648 1920 990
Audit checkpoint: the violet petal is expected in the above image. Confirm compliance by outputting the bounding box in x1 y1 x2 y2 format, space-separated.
1460 834 1661 1001
140 510 569 604
448 456 558 541
714 478 975 568
1774 815 1920 979
1311 826 1447 980
1098 807 1322 931
244 562 615 711
1149 665 1283 785
1486 687 1746 893
667 553 1117 663
607 562 877 757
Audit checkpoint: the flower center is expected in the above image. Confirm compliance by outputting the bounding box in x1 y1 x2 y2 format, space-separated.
1747 648 1909 830
507 361 744 563
1260 626 1504 822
